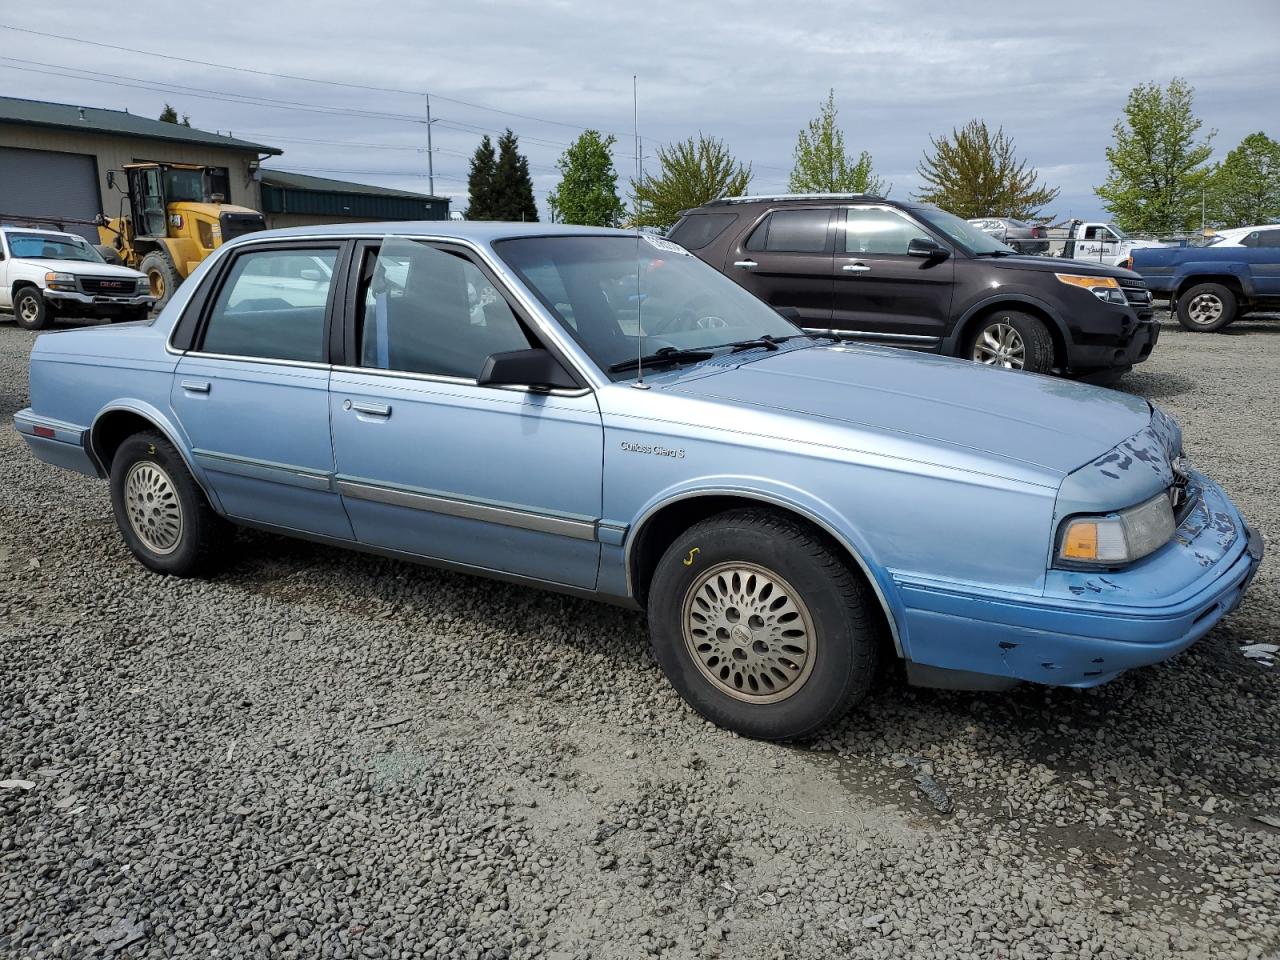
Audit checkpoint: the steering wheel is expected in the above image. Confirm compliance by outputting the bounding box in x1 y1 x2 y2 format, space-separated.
646 295 729 336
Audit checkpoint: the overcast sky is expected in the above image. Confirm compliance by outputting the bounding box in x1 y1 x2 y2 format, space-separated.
3 2 1278 222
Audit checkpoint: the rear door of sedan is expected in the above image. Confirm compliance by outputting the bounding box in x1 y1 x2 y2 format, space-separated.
328 237 604 589
169 240 355 540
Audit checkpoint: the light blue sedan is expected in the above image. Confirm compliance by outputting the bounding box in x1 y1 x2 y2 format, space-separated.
14 223 1264 740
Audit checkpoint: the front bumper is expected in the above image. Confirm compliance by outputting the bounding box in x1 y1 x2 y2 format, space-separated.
43 288 155 316
899 472 1263 688
1070 317 1160 374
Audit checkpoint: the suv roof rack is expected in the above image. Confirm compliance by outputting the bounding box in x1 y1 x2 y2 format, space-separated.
703 193 888 206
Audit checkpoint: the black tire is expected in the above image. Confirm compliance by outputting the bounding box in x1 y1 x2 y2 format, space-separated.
138 251 181 310
966 309 1054 374
109 430 230 577
647 508 882 741
13 286 51 331
1175 282 1236 332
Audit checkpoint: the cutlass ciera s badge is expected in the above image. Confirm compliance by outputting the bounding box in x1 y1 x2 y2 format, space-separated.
620 441 685 459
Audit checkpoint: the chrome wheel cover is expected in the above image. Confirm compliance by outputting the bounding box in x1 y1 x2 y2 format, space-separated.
18 296 38 323
124 462 183 555
972 321 1026 369
682 561 817 704
1187 293 1223 326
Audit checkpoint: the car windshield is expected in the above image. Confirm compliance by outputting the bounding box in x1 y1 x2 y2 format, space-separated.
912 207 1013 254
5 232 104 262
495 234 802 379
1109 224 1130 239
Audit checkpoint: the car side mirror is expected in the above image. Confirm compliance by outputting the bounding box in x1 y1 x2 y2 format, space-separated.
908 237 949 260
478 348 578 390
106 170 115 189
299 269 325 282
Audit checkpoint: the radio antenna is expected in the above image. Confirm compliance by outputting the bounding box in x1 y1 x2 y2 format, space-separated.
632 75 648 389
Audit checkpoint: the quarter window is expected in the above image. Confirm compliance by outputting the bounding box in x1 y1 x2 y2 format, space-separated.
842 208 932 256
357 238 532 380
200 247 338 362
746 209 831 253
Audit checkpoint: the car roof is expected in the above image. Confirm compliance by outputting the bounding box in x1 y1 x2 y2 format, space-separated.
698 193 890 207
232 221 631 245
1 226 83 240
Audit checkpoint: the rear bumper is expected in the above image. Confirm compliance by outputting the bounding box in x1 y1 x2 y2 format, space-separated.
899 477 1263 689
13 408 100 477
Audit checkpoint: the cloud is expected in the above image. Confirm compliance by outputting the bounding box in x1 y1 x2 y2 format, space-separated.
2 0 1276 220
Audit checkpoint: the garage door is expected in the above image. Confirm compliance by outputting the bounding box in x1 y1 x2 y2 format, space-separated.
0 147 101 242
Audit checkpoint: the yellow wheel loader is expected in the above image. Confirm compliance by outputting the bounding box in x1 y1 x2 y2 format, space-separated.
98 162 265 308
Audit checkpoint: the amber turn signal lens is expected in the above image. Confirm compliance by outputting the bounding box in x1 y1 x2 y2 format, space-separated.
1061 521 1099 560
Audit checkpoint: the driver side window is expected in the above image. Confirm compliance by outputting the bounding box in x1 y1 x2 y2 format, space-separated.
356 239 532 380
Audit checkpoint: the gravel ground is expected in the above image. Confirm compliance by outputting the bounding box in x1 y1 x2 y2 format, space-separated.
1 315 1278 960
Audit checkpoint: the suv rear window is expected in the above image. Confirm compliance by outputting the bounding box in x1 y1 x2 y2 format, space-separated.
745 209 831 253
668 213 737 250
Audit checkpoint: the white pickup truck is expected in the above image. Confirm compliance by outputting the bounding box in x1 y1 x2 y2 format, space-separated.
0 227 155 330
1060 221 1164 266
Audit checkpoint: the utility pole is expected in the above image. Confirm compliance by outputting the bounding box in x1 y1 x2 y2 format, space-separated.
425 93 436 197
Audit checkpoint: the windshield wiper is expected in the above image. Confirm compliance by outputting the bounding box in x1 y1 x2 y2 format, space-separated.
606 346 715 373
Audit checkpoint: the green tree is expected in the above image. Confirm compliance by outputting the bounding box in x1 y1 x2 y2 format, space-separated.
1207 132 1280 228
158 103 191 127
629 135 752 230
1095 77 1214 234
914 119 1058 220
465 136 497 219
490 129 539 222
547 130 625 226
788 90 885 195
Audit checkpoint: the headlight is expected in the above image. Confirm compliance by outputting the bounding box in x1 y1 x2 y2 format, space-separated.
136 277 151 294
1056 273 1126 305
1057 492 1175 567
44 272 77 291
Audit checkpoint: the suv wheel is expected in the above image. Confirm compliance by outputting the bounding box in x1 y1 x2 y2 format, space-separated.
13 287 51 330
109 431 230 576
1176 283 1236 332
968 310 1053 373
646 508 881 741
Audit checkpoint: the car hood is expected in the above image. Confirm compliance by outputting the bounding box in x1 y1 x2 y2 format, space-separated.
20 259 144 278
661 344 1153 477
973 254 1140 280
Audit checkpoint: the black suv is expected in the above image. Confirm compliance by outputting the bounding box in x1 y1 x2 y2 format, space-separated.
669 195 1158 378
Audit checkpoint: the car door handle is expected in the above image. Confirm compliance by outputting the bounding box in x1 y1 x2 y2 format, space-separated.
842 263 871 273
180 379 211 394
733 259 758 269
346 400 392 418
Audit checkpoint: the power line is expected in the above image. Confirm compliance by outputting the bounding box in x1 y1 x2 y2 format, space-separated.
0 22 632 138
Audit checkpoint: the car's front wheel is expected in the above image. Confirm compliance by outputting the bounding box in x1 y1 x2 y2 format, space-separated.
967 310 1054 373
1176 282 1236 332
109 431 229 576
13 287 51 331
647 508 881 741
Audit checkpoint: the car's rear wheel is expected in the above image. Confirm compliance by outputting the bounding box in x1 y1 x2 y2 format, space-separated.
13 287 51 331
646 508 881 741
1176 283 1236 332
109 431 229 576
139 251 181 310
968 310 1054 373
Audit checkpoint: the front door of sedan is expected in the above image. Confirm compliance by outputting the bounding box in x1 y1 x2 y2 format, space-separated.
831 205 955 347
722 207 834 328
329 238 604 589
170 242 355 540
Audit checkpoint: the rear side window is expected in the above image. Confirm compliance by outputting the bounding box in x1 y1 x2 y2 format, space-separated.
745 209 831 253
668 212 737 250
1243 230 1280 248
200 247 338 362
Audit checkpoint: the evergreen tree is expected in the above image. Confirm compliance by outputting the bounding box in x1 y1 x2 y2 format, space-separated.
548 130 625 226
465 136 497 220
491 129 539 222
789 90 885 195
914 119 1058 220
1095 78 1214 234
1207 132 1280 228
158 103 191 126
630 135 752 230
